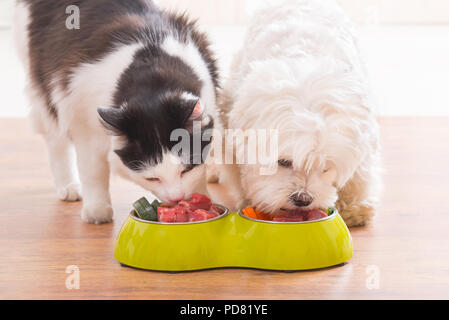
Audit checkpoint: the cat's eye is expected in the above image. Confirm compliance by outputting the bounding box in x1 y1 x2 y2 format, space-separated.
146 177 160 182
323 168 331 173
278 159 293 168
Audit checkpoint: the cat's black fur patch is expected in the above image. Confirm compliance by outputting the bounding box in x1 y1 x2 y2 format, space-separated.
99 91 214 169
22 0 219 167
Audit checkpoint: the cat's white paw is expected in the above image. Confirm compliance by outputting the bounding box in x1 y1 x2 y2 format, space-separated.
81 203 113 225
57 183 82 202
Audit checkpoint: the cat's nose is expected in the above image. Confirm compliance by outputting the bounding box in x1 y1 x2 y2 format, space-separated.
290 192 313 207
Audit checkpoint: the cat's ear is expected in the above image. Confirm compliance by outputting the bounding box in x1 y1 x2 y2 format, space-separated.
189 99 204 121
98 107 124 134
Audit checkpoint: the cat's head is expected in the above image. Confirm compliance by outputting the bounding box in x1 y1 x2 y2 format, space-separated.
98 91 214 203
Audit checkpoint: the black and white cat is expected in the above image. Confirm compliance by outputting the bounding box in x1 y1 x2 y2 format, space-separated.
13 0 221 224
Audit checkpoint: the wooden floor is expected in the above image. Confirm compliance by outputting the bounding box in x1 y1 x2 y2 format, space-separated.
0 117 448 300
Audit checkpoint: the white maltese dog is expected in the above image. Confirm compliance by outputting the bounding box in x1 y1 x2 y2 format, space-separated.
216 0 381 227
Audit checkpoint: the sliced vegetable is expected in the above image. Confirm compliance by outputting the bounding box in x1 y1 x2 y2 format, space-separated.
133 197 158 221
242 206 258 219
150 199 161 212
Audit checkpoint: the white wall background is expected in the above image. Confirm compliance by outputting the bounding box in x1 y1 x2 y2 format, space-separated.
155 0 449 25
0 0 14 28
1 0 449 26
1 0 449 117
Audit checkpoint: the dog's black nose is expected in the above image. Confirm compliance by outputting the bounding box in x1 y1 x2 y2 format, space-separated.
290 192 313 207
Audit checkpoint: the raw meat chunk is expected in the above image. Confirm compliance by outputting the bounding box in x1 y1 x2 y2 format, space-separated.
157 207 177 223
189 193 212 210
306 210 328 221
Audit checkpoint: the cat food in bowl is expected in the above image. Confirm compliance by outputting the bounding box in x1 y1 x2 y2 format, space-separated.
133 193 224 223
241 206 335 222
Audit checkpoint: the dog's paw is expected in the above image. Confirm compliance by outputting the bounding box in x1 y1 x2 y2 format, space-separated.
338 202 375 227
81 203 113 225
57 183 82 202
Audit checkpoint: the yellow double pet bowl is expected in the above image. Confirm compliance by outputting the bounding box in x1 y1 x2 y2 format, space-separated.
114 206 353 272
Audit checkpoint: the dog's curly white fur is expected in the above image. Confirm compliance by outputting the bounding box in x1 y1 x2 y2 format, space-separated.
218 0 381 226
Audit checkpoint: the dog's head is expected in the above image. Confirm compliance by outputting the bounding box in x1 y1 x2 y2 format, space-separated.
99 91 214 203
230 58 374 214
240 139 354 214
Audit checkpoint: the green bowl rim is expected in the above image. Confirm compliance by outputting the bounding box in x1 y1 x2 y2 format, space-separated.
237 209 339 225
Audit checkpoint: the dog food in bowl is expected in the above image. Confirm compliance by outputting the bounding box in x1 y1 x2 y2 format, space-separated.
242 206 334 222
133 194 222 223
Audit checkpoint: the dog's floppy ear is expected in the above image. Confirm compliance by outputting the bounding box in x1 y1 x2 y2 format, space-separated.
98 107 124 134
189 99 204 121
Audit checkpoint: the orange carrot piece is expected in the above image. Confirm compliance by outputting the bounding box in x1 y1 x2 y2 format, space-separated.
242 206 258 219
242 206 274 221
